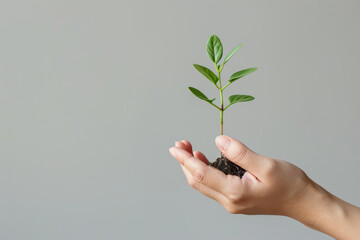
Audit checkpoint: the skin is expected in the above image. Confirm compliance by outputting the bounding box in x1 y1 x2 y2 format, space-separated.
169 135 360 240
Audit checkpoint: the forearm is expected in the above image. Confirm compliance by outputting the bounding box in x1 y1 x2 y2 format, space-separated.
290 180 360 240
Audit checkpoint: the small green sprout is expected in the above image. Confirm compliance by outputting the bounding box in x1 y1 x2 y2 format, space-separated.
189 35 257 136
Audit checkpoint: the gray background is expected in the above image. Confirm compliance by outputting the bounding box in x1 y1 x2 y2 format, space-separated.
1 0 359 239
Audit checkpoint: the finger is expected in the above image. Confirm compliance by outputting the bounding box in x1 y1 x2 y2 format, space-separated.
175 141 191 154
241 171 260 185
215 135 272 179
193 151 210 165
175 141 210 168
175 141 194 156
180 164 226 203
169 147 229 194
176 141 209 165
180 140 193 154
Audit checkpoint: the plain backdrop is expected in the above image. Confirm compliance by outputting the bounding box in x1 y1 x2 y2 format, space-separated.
1 0 359 239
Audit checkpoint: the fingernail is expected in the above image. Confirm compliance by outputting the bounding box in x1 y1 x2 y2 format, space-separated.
169 147 177 157
216 135 231 151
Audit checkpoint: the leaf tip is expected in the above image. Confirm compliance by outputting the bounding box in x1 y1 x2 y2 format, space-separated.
209 34 220 39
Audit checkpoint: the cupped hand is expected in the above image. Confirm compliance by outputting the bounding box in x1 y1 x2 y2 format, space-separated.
169 135 315 216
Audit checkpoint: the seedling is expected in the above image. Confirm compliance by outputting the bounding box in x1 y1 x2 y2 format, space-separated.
189 35 257 177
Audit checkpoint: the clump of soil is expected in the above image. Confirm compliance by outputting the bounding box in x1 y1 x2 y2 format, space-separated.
209 155 246 178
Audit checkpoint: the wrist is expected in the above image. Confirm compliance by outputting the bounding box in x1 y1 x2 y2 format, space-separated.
288 179 358 239
292 182 337 229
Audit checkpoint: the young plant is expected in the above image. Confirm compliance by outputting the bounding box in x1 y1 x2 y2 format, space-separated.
189 35 257 177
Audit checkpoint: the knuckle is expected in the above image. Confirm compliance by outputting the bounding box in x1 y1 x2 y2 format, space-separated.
188 178 198 189
224 205 239 214
226 192 242 204
264 158 278 176
293 167 309 186
298 169 308 180
193 168 206 183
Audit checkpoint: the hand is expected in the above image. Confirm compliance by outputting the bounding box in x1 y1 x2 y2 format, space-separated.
169 135 360 239
169 135 312 216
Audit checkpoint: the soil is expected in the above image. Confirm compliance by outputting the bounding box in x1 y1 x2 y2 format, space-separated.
209 155 246 178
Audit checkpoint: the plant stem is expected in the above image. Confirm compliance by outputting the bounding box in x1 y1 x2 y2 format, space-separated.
220 91 223 135
215 64 224 157
215 64 224 136
209 102 221 111
221 82 231 91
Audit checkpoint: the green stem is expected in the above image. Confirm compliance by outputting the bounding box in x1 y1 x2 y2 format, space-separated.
221 82 231 91
220 91 223 135
215 63 224 136
223 104 231 111
209 102 221 111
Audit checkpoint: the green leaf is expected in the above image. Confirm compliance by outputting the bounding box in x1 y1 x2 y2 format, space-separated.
188 87 215 103
206 35 223 64
223 44 243 65
229 95 255 104
193 64 219 85
229 68 258 83
225 94 254 110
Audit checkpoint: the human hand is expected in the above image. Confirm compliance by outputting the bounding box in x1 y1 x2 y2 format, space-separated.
169 135 360 239
169 135 313 216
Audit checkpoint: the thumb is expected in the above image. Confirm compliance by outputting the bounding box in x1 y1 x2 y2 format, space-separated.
215 135 272 179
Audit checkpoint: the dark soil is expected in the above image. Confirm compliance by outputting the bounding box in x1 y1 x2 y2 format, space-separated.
209 155 246 178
